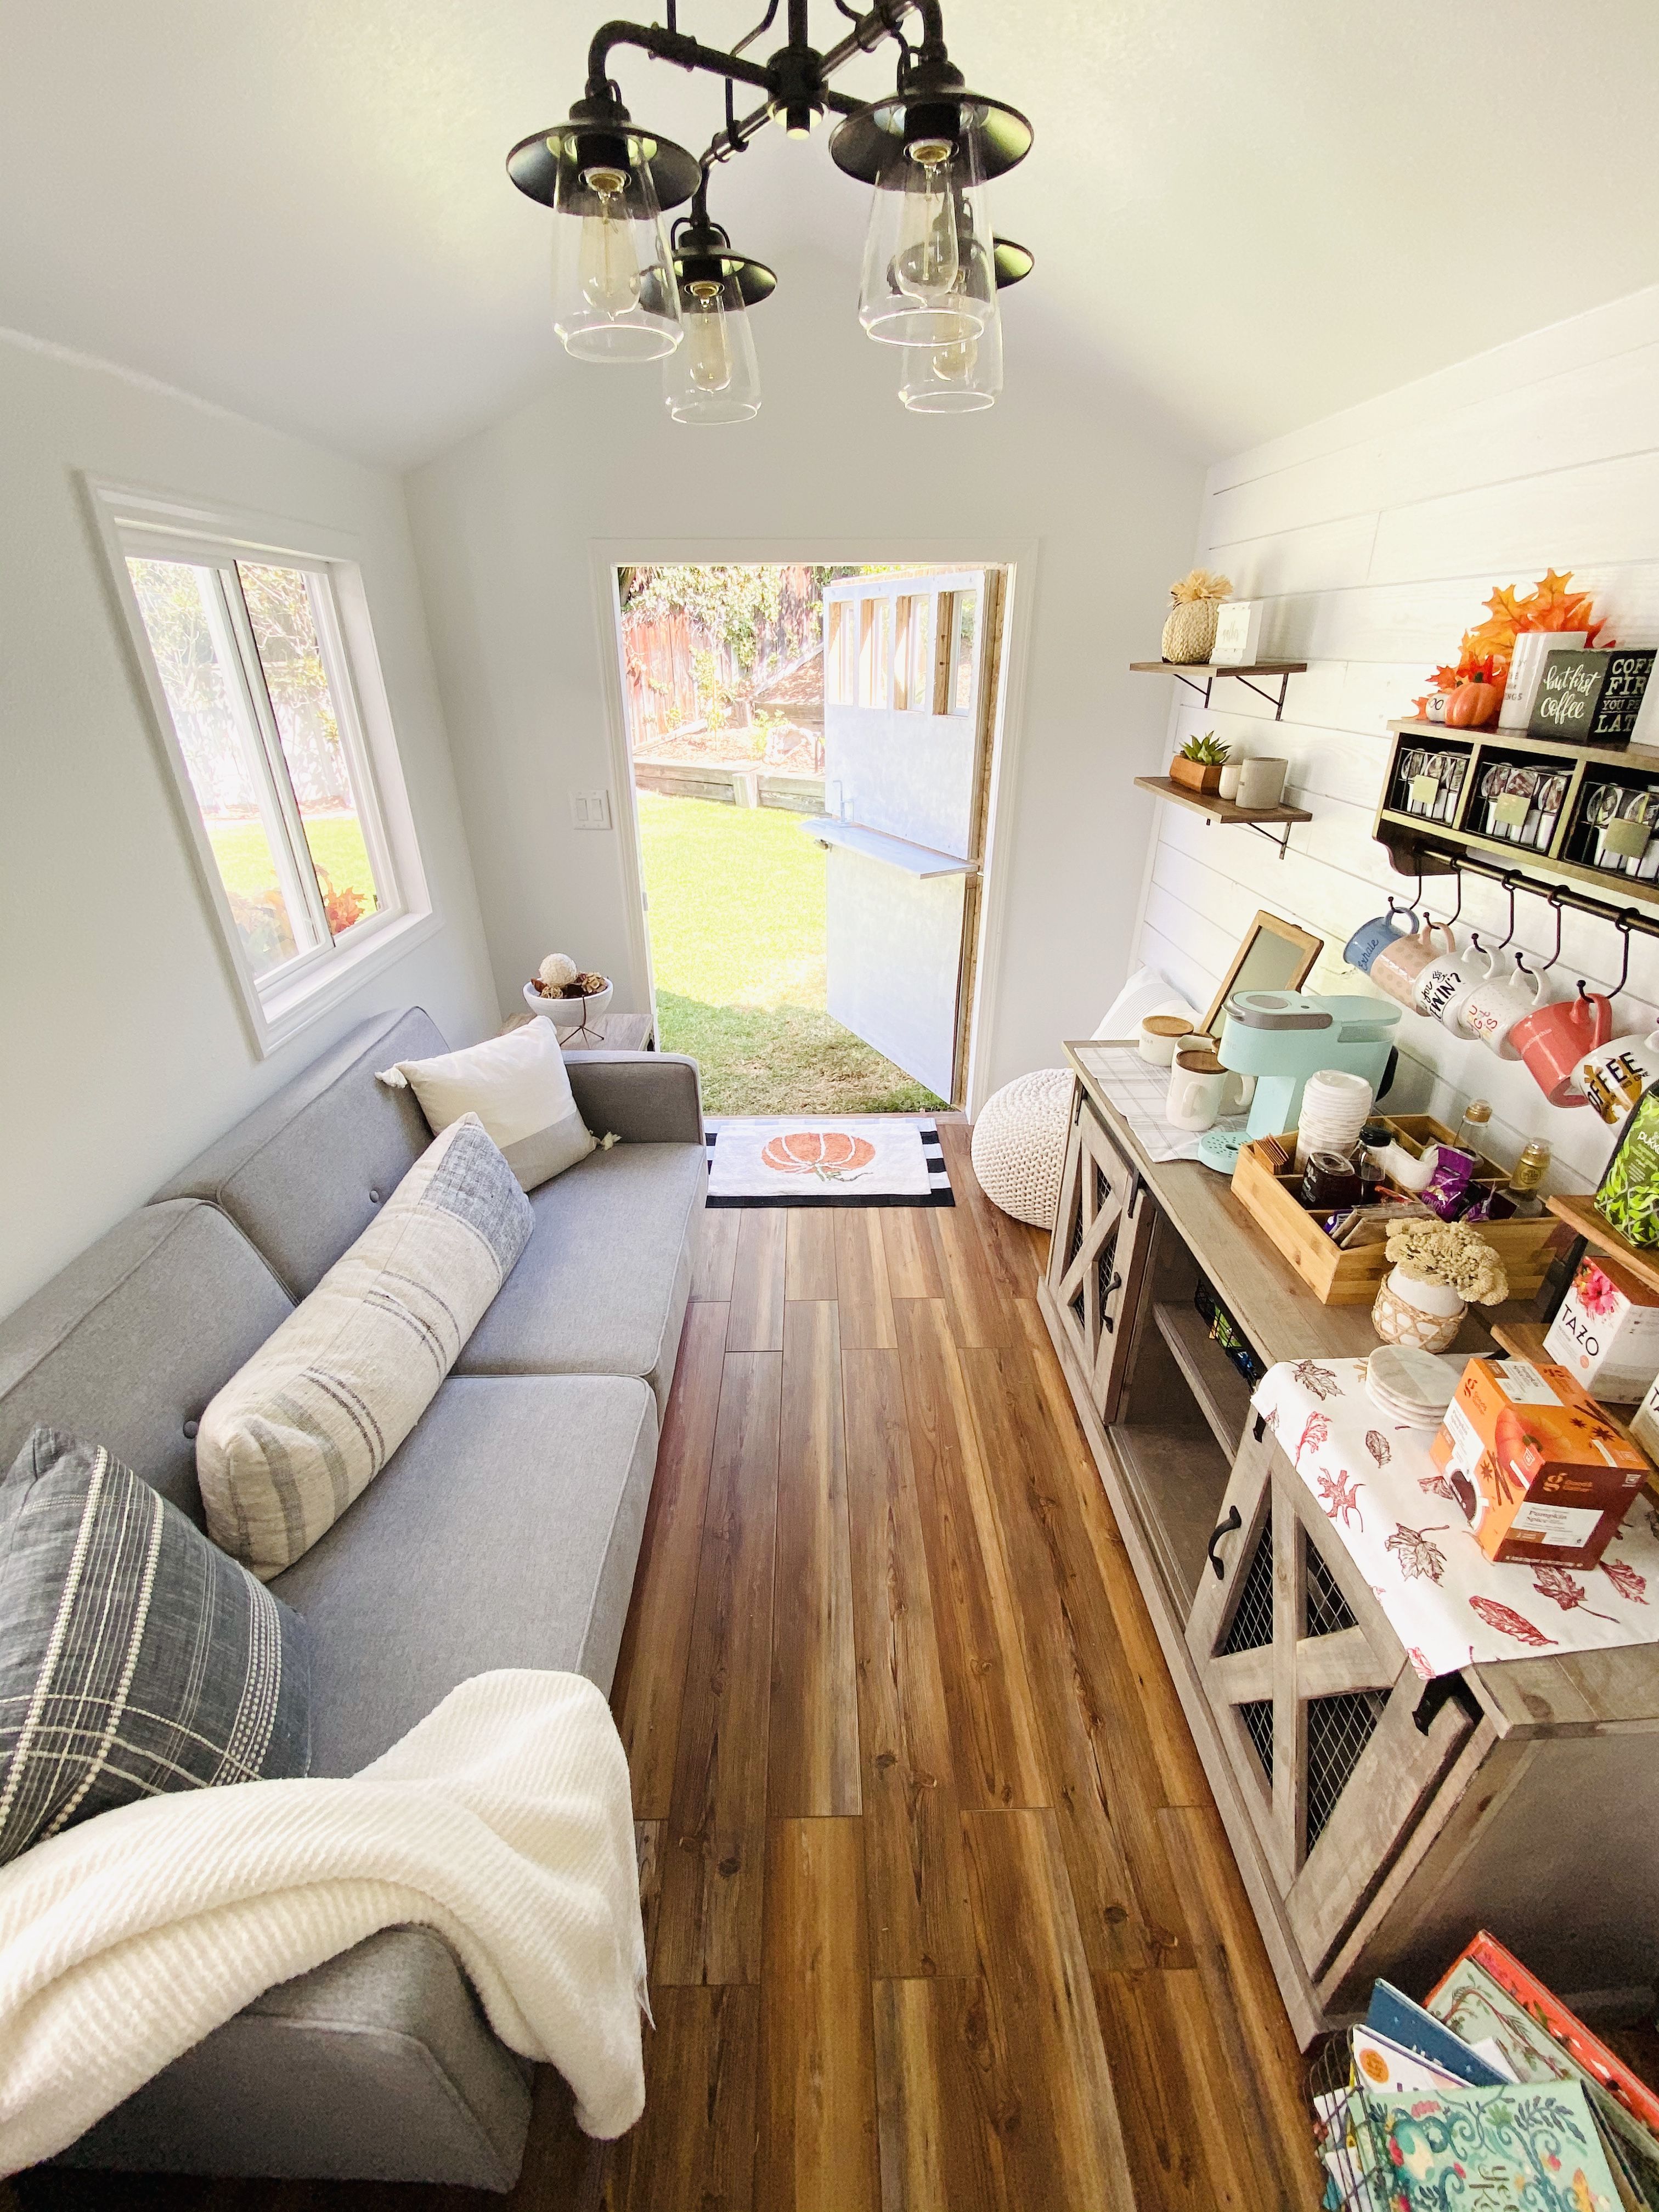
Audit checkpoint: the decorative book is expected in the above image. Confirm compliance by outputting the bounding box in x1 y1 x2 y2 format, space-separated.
1362 2082 1622 2210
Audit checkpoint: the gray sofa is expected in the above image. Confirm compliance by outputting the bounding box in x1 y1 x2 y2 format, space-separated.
0 1007 705 2190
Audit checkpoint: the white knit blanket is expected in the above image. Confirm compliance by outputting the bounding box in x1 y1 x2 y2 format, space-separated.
0 1669 647 2175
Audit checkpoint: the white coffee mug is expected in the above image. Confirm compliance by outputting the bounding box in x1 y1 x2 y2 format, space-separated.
1458 956 1550 1059
1414 937 1495 1031
1166 1049 1249 1132
1581 1027 1659 1125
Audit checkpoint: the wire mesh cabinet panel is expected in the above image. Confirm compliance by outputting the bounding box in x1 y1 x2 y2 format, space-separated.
1185 1415 1480 1982
1045 1082 1156 1425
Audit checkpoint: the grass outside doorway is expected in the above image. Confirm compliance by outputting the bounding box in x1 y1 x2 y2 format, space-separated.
636 791 946 1117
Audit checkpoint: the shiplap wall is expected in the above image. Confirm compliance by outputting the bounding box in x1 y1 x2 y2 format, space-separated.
1134 287 1659 1193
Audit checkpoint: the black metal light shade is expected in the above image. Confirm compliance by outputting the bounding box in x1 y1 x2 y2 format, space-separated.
827 88 1032 187
671 221 777 310
992 237 1034 288
507 94 701 213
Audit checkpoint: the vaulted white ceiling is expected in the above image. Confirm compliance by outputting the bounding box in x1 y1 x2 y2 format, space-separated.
4 0 1658 467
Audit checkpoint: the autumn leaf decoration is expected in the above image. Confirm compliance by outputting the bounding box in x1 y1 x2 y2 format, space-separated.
1423 567 1613 706
1316 1469 1365 1531
1364 1431 1391 1469
1468 1594 1558 1649
1294 1412 1331 1468
1290 1361 1342 1402
1386 1523 1449 1585
1531 1565 1615 1621
1602 1557 1648 1606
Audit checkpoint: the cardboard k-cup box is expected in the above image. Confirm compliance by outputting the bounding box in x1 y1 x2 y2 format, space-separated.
1543 1255 1659 1402
1431 1357 1649 1567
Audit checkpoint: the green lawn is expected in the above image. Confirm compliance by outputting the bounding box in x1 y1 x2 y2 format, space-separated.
636 790 945 1116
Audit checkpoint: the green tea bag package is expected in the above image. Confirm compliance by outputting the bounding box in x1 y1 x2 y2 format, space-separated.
1596 1082 1659 1248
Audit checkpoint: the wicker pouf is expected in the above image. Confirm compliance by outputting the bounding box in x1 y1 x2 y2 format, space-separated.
970 1067 1074 1227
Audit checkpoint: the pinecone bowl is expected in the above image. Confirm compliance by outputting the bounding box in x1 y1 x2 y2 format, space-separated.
523 973 613 1040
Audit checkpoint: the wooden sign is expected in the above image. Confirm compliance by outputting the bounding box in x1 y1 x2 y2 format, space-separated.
1529 648 1609 742
1589 648 1656 746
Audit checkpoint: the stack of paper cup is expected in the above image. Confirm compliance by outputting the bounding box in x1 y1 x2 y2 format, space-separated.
1294 1068 1374 1171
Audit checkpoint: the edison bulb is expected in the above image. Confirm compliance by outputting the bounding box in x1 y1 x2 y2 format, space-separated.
683 281 733 391
891 139 960 308
931 326 978 380
578 167 641 313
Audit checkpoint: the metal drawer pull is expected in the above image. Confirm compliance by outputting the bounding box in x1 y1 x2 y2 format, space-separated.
1099 1273 1122 1332
1205 1506 1242 1579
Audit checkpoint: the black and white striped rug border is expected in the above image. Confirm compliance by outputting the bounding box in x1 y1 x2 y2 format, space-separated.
704 1121 955 1208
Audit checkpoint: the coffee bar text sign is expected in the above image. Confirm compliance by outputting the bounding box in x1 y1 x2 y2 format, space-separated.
1529 647 1656 747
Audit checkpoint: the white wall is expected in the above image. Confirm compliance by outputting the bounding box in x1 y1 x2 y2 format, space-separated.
405 255 1206 1104
0 334 499 1314
1133 287 1659 1193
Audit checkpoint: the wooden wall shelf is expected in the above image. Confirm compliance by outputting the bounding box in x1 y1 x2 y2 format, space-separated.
1136 774 1311 858
1131 659 1307 721
1545 1193 1659 1301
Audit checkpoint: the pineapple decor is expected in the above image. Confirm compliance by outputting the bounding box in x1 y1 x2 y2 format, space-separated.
1169 730 1230 794
1162 567 1233 664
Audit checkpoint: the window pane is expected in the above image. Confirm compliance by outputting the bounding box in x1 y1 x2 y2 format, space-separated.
953 590 978 713
237 562 382 941
127 558 301 978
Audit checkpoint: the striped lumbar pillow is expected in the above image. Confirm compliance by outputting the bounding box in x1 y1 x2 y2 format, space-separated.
197 1113 533 1580
0 1427 311 1864
376 1018 595 1193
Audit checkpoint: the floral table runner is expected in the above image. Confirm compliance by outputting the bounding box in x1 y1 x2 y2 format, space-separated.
1251 1358 1659 1679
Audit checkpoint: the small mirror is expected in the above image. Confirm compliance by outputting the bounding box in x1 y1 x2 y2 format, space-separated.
1200 910 1323 1039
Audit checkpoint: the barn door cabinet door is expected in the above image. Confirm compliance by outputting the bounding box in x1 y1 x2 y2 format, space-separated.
1186 1418 1481 1980
1045 1083 1155 1425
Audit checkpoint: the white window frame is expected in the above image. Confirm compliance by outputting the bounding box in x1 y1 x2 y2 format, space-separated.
86 478 437 1056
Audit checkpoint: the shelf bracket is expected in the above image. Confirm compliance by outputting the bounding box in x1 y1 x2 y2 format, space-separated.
1170 670 1214 710
1229 671 1294 720
1246 819 1296 860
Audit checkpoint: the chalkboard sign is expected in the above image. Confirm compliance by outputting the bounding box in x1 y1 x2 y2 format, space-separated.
1530 648 1609 741
1589 648 1656 746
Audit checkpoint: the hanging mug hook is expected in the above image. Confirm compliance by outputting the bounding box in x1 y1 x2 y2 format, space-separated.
1603 909 1638 1005
1494 871 1520 957
1539 887 1565 973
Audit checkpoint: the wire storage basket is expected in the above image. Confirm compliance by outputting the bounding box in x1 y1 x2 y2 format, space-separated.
1308 2033 1395 2210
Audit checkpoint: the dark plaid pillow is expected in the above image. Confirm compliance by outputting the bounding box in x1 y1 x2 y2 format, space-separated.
0 1426 311 1863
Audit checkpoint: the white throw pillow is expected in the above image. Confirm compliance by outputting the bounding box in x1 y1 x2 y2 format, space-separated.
197 1115 533 1580
377 1019 595 1192
1092 964 1200 1041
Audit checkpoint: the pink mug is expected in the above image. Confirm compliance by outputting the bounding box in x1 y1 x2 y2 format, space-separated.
1510 990 1617 1108
1370 920 1455 1011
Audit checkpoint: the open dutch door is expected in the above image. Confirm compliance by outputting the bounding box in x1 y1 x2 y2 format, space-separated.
817 568 1008 1105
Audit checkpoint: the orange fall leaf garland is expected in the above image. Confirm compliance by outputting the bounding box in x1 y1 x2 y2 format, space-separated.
1418 568 1613 711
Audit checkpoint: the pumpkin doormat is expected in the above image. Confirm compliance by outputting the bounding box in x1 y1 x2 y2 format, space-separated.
704 1118 953 1207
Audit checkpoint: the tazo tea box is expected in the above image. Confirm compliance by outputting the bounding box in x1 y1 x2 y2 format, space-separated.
1543 1255 1659 1401
1431 1357 1649 1567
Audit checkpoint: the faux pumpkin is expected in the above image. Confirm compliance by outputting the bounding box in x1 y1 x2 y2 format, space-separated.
1444 679 1500 730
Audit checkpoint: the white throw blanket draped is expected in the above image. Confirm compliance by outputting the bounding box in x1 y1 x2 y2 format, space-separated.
0 1669 647 2175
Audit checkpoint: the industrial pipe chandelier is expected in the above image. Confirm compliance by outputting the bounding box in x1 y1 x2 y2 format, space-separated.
506 0 1033 421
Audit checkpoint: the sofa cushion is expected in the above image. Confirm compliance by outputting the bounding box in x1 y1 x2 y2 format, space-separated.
0 1428 311 1863
0 1201 293 1527
154 1008 449 1300
271 1374 657 1776
455 1141 705 1415
199 1118 533 1581
379 1019 596 1193
57 1926 536 2188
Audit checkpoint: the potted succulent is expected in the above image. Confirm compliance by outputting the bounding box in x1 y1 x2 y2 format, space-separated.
1161 567 1233 664
1372 1218 1509 1353
1169 731 1231 794
523 952 613 1041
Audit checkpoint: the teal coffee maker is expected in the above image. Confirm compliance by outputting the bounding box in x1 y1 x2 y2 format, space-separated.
1217 990 1401 1142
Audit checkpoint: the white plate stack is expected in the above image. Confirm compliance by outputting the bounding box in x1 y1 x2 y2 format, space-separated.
1364 1346 1466 1427
1294 1068 1375 1171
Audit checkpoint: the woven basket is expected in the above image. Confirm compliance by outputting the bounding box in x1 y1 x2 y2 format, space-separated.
1161 600 1220 664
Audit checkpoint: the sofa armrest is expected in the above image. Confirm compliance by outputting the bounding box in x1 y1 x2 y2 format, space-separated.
563 1052 704 1146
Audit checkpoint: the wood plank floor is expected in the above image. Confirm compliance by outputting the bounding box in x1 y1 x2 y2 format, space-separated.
21 1121 1330 2212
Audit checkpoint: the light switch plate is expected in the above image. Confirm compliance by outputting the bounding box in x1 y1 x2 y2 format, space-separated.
571 789 612 830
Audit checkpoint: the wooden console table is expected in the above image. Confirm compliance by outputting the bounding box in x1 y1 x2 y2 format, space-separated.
1037 1045 1659 2045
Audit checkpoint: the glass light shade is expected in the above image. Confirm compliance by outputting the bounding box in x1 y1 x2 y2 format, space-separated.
899 290 1002 411
859 125 993 348
551 144 682 362
663 269 761 422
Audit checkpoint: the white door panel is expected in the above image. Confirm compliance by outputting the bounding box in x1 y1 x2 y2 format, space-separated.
825 847 964 1100
823 707 976 857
